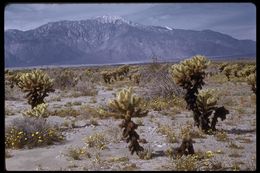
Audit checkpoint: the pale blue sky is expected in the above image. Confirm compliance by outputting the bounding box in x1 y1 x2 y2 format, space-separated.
4 3 256 41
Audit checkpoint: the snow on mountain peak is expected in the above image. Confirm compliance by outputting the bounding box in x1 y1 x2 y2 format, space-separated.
94 15 131 24
165 26 173 30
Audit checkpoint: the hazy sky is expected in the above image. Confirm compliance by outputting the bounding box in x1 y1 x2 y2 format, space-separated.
4 3 256 41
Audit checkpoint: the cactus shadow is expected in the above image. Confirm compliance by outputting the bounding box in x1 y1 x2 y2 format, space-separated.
152 150 166 158
223 128 256 135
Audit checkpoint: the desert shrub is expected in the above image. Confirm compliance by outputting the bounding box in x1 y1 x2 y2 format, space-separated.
80 105 104 119
84 133 108 150
66 146 91 160
5 117 64 149
17 69 55 108
175 155 198 171
214 131 229 142
50 107 80 117
74 80 98 96
78 68 101 84
107 87 148 156
54 69 78 90
140 64 184 99
156 124 178 143
145 97 173 111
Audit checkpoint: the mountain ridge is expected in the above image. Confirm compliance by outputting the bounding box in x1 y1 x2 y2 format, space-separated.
5 16 256 67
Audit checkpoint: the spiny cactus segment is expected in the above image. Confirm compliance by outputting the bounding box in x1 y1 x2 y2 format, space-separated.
17 70 55 108
108 87 148 156
23 103 49 118
195 89 229 132
171 55 228 132
170 55 210 110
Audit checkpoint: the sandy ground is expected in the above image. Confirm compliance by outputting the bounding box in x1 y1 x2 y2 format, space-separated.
5 68 256 171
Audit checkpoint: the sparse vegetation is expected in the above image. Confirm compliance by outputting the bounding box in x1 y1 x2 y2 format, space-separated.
5 117 64 149
5 58 256 171
84 133 108 150
66 146 91 160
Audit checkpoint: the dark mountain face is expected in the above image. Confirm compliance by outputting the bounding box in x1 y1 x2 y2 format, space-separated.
4 16 256 67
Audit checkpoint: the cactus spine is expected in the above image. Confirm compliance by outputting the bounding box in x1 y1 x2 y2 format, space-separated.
17 70 55 108
108 87 148 156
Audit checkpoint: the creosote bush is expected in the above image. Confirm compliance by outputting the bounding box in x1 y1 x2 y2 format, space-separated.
5 117 64 149
17 70 55 108
108 87 148 156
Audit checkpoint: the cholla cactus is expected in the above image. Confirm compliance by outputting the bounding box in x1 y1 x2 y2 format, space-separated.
108 87 148 119
132 73 141 85
101 65 130 84
237 65 256 77
23 103 49 118
101 71 114 84
218 62 228 73
246 73 256 94
108 87 148 156
195 89 229 132
170 55 210 110
6 71 22 88
17 70 55 108
117 65 130 78
231 64 243 77
223 65 233 81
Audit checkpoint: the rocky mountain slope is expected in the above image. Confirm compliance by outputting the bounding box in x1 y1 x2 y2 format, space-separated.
5 16 256 67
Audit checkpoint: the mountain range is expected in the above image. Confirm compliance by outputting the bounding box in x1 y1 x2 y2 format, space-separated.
4 16 256 67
